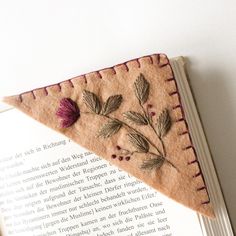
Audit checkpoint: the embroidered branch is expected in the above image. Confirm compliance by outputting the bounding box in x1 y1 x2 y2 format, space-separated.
79 73 176 171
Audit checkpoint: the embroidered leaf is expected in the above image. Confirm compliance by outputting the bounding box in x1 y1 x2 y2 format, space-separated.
128 133 149 153
157 109 172 137
83 90 101 114
123 111 148 125
98 120 122 138
141 156 164 170
101 95 122 115
134 74 150 104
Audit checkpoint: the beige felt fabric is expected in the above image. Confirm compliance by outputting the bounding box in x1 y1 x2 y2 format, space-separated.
4 54 214 218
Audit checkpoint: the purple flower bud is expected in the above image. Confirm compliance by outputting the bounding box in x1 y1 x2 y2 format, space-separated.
56 98 80 128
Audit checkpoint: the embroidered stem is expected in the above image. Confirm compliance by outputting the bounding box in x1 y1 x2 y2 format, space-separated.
159 138 166 157
104 114 163 156
119 121 161 154
82 111 163 156
149 123 166 157
81 74 177 173
139 102 167 157
137 105 176 170
82 111 177 170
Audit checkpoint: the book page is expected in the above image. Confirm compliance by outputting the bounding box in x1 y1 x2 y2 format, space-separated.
0 109 204 236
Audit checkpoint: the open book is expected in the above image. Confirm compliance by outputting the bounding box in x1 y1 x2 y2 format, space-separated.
0 57 233 236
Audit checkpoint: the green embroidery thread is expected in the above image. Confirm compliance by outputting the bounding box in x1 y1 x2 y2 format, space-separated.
82 73 176 171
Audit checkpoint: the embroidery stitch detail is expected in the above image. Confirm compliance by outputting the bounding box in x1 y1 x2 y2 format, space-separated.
56 98 80 128
81 73 177 172
98 120 122 138
134 74 150 104
83 90 101 114
101 95 122 116
56 73 177 172
123 111 148 125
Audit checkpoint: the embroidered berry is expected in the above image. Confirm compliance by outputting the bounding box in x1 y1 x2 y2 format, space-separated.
125 156 130 161
119 156 123 161
150 112 156 116
116 145 121 150
111 154 116 159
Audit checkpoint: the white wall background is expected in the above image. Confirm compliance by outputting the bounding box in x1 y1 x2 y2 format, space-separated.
0 0 235 231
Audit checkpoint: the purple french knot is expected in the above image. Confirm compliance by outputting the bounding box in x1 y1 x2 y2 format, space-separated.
56 98 80 128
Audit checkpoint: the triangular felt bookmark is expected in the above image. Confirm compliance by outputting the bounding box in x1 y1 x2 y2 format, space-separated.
4 54 214 218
